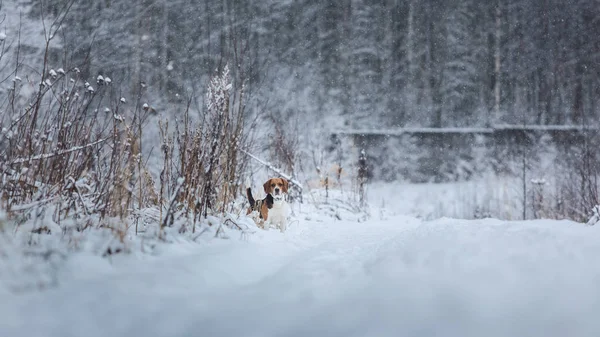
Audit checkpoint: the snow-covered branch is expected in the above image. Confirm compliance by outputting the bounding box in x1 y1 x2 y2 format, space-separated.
240 149 303 191
9 137 110 165
161 177 185 230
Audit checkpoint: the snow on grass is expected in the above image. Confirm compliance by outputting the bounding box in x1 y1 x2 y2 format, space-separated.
367 175 546 221
1 185 599 337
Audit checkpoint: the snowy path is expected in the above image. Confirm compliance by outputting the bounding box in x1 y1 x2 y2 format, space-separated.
3 213 600 337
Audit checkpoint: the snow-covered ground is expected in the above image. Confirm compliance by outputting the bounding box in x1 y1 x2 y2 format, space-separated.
367 177 552 221
2 186 600 337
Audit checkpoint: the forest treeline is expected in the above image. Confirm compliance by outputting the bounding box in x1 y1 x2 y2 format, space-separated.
32 0 600 129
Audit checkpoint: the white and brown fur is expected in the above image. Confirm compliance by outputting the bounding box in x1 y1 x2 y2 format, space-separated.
246 177 290 232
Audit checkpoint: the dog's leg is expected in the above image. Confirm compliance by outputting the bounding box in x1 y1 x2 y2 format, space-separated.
279 218 287 232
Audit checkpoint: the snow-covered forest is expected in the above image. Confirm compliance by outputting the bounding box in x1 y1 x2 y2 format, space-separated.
26 0 600 128
2 1 600 335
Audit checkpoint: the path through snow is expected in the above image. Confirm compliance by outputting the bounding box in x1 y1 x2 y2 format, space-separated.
2 212 600 337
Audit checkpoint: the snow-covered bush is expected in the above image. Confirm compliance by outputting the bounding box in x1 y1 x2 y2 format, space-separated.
0 58 155 247
0 15 253 275
554 130 600 222
586 205 600 226
154 64 252 235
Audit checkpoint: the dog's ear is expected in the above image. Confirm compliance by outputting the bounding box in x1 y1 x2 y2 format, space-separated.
265 194 274 208
282 178 289 193
263 179 272 195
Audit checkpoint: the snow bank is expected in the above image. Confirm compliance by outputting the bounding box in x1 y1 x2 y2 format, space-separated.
1 194 598 337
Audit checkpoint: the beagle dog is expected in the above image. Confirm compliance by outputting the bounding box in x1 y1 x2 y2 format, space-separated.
246 177 290 232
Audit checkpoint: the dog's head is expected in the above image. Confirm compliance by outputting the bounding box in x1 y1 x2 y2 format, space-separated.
263 177 289 199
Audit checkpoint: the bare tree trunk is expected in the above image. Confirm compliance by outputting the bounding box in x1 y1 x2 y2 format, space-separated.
494 3 501 125
160 1 169 93
407 0 415 79
358 149 367 207
522 151 527 220
132 0 144 93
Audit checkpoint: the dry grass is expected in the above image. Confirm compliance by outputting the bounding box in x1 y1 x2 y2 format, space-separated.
156 65 251 235
0 60 152 237
0 29 251 254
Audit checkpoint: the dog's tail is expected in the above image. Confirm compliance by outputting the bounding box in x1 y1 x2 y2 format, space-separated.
246 187 256 209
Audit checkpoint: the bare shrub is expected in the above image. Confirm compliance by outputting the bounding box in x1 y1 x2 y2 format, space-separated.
156 65 250 234
555 130 600 222
0 52 154 235
0 10 250 256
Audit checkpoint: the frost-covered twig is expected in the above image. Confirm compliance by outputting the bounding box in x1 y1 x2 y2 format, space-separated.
9 137 110 164
223 218 243 231
67 176 90 216
8 197 56 212
161 177 184 230
192 227 211 241
587 205 600 226
240 149 303 190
